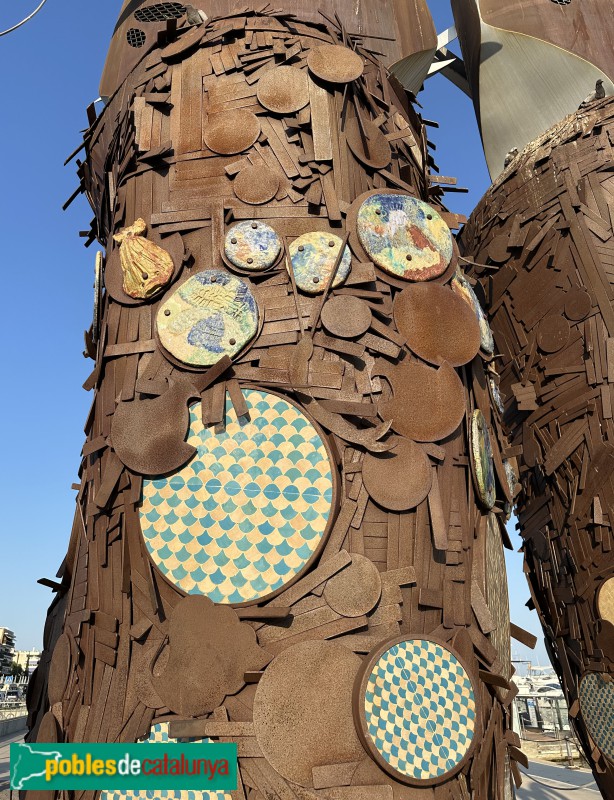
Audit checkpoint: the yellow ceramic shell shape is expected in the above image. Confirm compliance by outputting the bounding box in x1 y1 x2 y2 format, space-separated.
113 218 174 299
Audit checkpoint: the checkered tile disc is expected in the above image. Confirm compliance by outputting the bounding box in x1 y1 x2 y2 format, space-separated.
140 389 334 604
100 722 229 800
579 673 614 761
362 638 476 782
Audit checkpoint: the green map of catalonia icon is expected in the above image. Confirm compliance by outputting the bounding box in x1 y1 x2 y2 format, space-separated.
11 743 63 789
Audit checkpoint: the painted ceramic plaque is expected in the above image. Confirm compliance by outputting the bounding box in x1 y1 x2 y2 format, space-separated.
452 270 495 355
469 409 496 509
579 673 614 762
224 221 281 271
157 270 258 367
289 231 351 294
101 723 229 800
140 389 335 604
598 577 614 625
355 637 477 785
357 194 453 281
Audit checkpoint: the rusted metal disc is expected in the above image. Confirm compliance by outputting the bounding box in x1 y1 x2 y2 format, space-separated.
564 288 592 321
203 109 261 155
345 116 391 170
537 313 570 353
37 712 60 743
487 234 511 264
307 44 364 84
362 438 432 511
352 758 421 800
394 283 481 367
233 164 280 205
324 554 382 617
48 633 72 705
253 641 364 786
469 409 496 510
378 361 466 443
321 295 372 338
257 65 309 114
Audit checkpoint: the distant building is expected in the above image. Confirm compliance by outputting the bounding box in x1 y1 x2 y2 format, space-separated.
14 649 41 674
0 628 16 675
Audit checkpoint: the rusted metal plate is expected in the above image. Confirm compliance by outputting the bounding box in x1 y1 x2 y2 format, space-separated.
233 164 281 205
537 314 571 353
307 44 364 84
346 116 391 170
257 65 309 114
323 554 382 617
362 438 432 510
321 295 372 338
393 283 481 367
203 109 261 154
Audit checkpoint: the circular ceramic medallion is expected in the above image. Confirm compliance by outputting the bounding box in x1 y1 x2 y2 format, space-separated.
101 722 231 800
355 637 477 785
203 109 260 155
579 673 614 762
224 221 281 271
140 389 335 605
157 270 258 367
452 271 495 355
598 577 614 624
469 410 496 510
257 65 309 114
489 377 505 415
357 194 453 281
289 232 351 294
307 44 364 84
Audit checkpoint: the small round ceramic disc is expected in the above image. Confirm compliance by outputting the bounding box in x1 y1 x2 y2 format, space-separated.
357 194 453 281
354 636 477 785
564 288 591 321
253 641 364 786
469 409 496 510
324 554 382 617
362 439 432 511
321 295 372 338
451 271 495 355
203 109 260 154
289 232 351 294
225 221 281 271
140 389 335 604
579 673 614 762
394 283 481 367
598 577 614 625
233 164 280 205
346 116 391 170
157 270 258 366
307 44 364 84
257 65 309 113
537 314 570 353
379 361 466 443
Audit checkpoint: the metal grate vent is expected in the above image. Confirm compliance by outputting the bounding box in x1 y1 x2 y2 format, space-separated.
135 3 186 22
551 0 571 5
126 27 147 47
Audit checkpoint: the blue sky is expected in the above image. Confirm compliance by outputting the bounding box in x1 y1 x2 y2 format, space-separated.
0 1 547 670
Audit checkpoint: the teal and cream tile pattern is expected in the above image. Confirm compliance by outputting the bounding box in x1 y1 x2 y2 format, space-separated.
579 673 614 761
362 638 476 783
101 723 229 800
140 389 334 604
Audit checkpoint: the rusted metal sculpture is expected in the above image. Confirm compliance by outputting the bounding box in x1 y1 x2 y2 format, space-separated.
25 2 543 799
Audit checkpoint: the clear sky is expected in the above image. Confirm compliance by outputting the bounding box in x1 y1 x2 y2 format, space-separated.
0 1 548 671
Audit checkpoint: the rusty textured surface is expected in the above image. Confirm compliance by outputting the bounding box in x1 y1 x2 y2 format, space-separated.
460 97 614 797
27 5 521 799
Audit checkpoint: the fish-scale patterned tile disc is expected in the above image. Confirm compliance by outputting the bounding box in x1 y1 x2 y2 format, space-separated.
355 637 477 785
140 389 335 605
579 673 614 762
